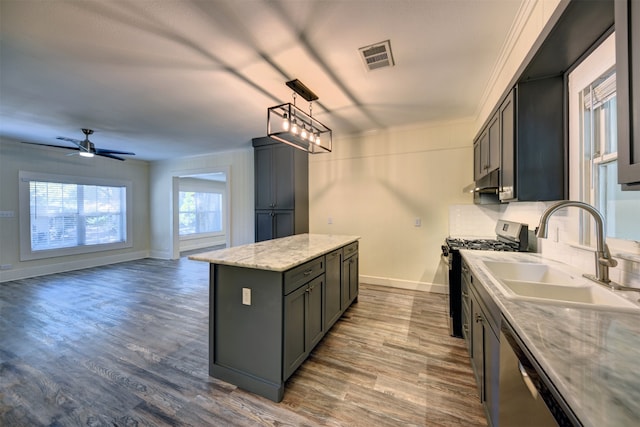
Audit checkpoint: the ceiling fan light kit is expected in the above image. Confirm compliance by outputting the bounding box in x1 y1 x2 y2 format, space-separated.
267 80 332 154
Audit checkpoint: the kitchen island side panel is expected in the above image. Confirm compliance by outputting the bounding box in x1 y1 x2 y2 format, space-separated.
211 264 283 386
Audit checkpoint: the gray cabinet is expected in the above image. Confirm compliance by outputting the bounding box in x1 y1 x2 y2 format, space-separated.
475 82 565 203
255 210 294 242
253 137 309 241
616 0 640 189
284 274 325 380
462 259 500 427
324 248 343 329
474 115 500 181
209 241 358 402
342 241 359 307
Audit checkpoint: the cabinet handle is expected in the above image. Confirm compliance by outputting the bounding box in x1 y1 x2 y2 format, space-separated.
462 291 469 298
475 314 483 323
303 269 313 276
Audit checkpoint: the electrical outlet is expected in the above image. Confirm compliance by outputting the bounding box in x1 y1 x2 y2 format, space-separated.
327 217 333 224
414 218 422 227
0 211 15 218
242 288 251 305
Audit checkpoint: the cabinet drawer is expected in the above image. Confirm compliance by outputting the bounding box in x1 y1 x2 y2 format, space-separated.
284 257 325 295
343 241 358 259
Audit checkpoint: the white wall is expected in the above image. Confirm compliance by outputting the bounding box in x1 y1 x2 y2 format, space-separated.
0 137 150 282
309 120 475 292
149 148 254 259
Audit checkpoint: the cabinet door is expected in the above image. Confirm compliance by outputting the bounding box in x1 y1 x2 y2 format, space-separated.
256 211 274 242
471 293 485 402
499 89 516 200
255 146 274 209
484 326 500 427
273 210 294 239
487 114 500 173
348 254 359 301
474 141 482 181
324 249 342 329
342 254 358 307
306 275 325 350
283 284 307 380
273 144 296 208
616 0 640 188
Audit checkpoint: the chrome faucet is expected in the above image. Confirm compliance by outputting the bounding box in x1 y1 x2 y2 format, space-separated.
536 201 618 286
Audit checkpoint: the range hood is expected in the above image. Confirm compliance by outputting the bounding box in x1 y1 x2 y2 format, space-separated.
463 169 500 204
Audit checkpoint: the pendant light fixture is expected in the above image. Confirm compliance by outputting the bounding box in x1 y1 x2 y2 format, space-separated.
267 79 332 153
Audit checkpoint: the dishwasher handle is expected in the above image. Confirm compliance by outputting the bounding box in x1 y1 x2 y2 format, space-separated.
519 362 540 399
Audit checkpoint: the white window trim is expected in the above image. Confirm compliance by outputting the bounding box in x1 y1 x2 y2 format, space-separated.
19 171 133 261
567 34 615 247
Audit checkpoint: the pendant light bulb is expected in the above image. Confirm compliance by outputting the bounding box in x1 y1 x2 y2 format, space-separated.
315 134 321 145
301 127 308 140
282 112 290 131
291 120 298 135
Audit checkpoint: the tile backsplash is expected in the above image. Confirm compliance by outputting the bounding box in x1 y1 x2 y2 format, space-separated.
449 202 640 288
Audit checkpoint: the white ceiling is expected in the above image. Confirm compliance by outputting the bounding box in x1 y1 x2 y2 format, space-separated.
0 0 524 161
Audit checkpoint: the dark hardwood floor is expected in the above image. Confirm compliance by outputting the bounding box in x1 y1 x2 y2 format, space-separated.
0 257 486 426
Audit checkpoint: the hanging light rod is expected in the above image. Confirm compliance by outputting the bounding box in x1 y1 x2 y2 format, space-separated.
286 79 318 102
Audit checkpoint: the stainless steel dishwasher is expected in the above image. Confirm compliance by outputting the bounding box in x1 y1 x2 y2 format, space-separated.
499 318 581 427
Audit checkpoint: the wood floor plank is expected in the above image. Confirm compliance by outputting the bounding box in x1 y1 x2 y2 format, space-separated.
0 258 486 426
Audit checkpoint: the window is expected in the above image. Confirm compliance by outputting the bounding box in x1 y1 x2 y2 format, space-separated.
178 191 222 236
19 171 132 260
569 33 640 243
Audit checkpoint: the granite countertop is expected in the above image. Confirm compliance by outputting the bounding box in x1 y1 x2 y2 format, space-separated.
461 250 640 427
188 234 360 272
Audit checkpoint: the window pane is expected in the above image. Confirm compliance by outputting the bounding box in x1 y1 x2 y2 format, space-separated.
598 161 640 241
179 191 222 236
29 180 126 251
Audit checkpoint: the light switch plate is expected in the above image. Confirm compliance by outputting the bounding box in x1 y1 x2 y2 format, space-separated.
242 288 251 305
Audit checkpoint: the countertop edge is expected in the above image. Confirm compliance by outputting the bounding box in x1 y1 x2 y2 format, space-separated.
188 234 360 272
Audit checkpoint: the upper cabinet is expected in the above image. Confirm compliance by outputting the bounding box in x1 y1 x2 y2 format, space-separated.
471 0 615 202
253 137 309 242
500 78 565 202
474 115 500 182
616 0 640 189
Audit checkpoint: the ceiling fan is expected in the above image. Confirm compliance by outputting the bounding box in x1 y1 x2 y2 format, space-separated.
23 128 135 161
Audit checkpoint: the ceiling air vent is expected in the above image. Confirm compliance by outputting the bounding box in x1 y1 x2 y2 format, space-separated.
359 40 395 71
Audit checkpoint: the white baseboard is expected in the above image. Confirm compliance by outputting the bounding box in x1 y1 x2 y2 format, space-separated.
149 250 172 260
0 250 149 283
360 275 447 294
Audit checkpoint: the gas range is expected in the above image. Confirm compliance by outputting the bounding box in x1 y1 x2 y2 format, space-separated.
444 237 524 252
442 220 529 338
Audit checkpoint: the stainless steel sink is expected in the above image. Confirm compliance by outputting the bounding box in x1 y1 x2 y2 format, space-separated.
482 261 639 311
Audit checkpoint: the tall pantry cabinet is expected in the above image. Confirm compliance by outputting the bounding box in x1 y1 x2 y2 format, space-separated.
253 137 309 242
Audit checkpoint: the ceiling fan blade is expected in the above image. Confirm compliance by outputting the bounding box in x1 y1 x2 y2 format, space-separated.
56 136 83 147
22 141 79 151
96 148 135 156
96 152 125 161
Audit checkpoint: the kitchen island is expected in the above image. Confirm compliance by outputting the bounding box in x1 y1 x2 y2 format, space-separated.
189 234 359 402
461 250 640 427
